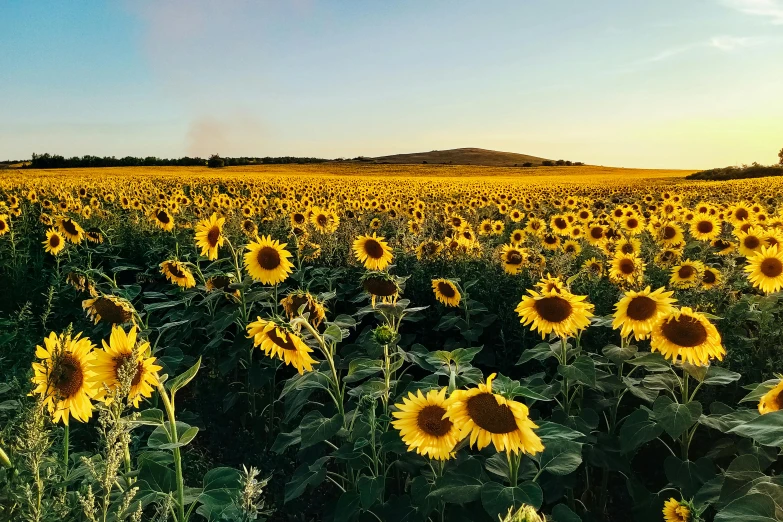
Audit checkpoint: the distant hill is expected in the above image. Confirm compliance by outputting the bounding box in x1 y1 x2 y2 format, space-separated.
369 147 550 167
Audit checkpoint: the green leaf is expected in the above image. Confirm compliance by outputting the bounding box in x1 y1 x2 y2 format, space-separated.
345 358 384 383
622 377 659 403
137 458 176 495
664 456 716 498
481 482 543 519
197 467 242 521
131 408 164 427
536 421 585 443
517 342 556 365
334 491 361 521
484 453 510 480
602 343 638 365
166 356 202 395
714 493 778 522
627 352 670 369
741 380 780 403
702 366 742 385
300 411 343 449
729 410 783 446
332 314 357 328
552 504 582 522
271 427 301 453
451 346 483 364
429 458 484 504
653 396 701 439
557 355 596 387
357 475 384 509
285 456 329 503
620 409 662 453
323 324 344 342
538 439 583 476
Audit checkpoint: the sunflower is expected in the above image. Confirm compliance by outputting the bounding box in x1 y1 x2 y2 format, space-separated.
194 212 225 260
758 380 783 414
0 215 9 236
657 223 684 247
541 234 561 251
690 215 720 241
745 245 783 294
515 288 594 339
609 253 645 286
31 331 98 425
509 228 526 245
391 387 460 460
244 235 294 285
670 260 704 289
711 238 735 256
362 271 402 307
85 227 104 244
416 240 442 260
701 267 721 289
82 294 136 325
562 239 581 256
662 498 691 522
500 505 545 522
58 217 84 244
150 208 175 232
500 244 526 274
353 233 393 271
736 226 764 257
43 228 66 255
535 274 566 294
432 279 461 307
246 317 316 375
612 286 676 341
280 290 327 327
444 373 544 455
91 325 161 407
582 257 604 279
160 259 196 288
650 307 724 366
241 219 259 238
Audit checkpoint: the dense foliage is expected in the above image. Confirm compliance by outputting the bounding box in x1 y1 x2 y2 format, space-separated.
2 166 783 522
685 163 783 181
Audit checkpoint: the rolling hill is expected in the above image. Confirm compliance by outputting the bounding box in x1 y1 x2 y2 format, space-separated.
370 147 550 167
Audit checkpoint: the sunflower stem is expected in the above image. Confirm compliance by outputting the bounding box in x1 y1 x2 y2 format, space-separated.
63 423 69 475
156 382 185 522
507 452 521 487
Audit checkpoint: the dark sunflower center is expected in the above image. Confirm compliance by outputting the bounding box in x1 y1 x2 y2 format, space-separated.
761 257 783 277
363 239 385 259
113 354 144 387
714 240 730 250
93 297 132 324
701 270 716 284
544 235 558 245
744 236 760 249
565 244 576 253
293 213 305 224
62 219 78 235
49 235 61 248
156 210 170 224
466 392 518 434
209 276 231 290
437 282 456 298
662 226 677 240
207 226 220 247
589 263 601 274
553 217 567 229
626 295 657 321
621 243 634 254
619 258 636 274
257 246 282 270
533 296 573 323
678 265 695 279
590 227 604 239
507 251 523 265
243 220 256 232
167 263 186 279
627 218 638 229
736 208 749 220
267 329 298 350
696 221 714 233
660 316 708 347
362 277 398 297
416 405 452 436
317 214 328 226
0 221 6 231
52 354 84 398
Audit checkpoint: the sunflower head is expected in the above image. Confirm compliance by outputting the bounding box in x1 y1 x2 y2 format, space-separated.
244 235 294 286
500 504 546 522
280 290 327 327
516 288 594 339
432 278 461 307
194 212 225 260
745 245 783 294
758 380 783 414
361 271 402 307
612 286 676 341
651 307 724 366
160 259 196 288
391 387 460 460
662 498 691 522
353 233 394 271
246 317 316 374
82 294 136 325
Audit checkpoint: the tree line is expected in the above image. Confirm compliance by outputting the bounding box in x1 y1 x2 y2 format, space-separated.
25 153 330 169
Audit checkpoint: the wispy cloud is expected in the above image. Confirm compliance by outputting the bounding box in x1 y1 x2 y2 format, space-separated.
709 35 771 49
723 0 783 24
643 35 777 63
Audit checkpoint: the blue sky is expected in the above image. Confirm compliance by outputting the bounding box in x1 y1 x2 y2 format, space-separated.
1 0 782 168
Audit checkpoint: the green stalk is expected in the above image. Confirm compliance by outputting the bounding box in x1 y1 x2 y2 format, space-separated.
0 445 11 469
156 382 185 522
63 424 69 474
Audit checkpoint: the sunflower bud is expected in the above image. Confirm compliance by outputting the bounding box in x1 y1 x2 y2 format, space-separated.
372 324 395 345
500 504 546 522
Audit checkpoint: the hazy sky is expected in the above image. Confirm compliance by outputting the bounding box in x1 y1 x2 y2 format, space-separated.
1 0 782 168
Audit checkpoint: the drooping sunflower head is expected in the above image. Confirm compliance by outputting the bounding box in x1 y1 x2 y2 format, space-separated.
758 380 783 414
416 239 442 260
82 294 136 325
701 267 722 289
745 245 783 294
361 271 402 307
0 214 10 236
515 289 594 339
352 233 394 271
43 228 66 255
670 260 704 289
84 227 104 244
662 498 691 522
280 290 327 327
150 208 175 232
244 235 294 286
160 259 196 288
92 325 162 407
391 387 460 461
246 317 316 375
651 307 724 366
31 331 98 425
445 373 544 455
535 274 565 294
58 217 85 244
432 278 461 307
194 212 225 260
582 257 604 279
612 286 676 340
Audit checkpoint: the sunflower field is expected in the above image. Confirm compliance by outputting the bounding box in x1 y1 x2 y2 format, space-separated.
2 164 783 522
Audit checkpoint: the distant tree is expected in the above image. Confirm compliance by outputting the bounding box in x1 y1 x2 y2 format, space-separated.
778 147 783 165
565 160 573 166
521 162 533 167
541 160 554 166
208 154 225 168
574 162 585 166
555 159 566 166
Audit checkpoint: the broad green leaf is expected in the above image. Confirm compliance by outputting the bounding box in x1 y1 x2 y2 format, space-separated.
345 358 384 383
557 355 596 387
602 343 638 365
664 456 716 498
334 491 361 521
285 456 329 503
166 356 202 395
653 396 701 439
300 411 343 449
729 410 783 446
538 440 583 476
357 475 384 509
271 427 301 453
552 504 582 522
197 467 242 521
481 482 543 519
620 409 662 453
702 366 742 385
741 380 780 403
517 342 556 365
429 458 484 504
714 493 778 522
